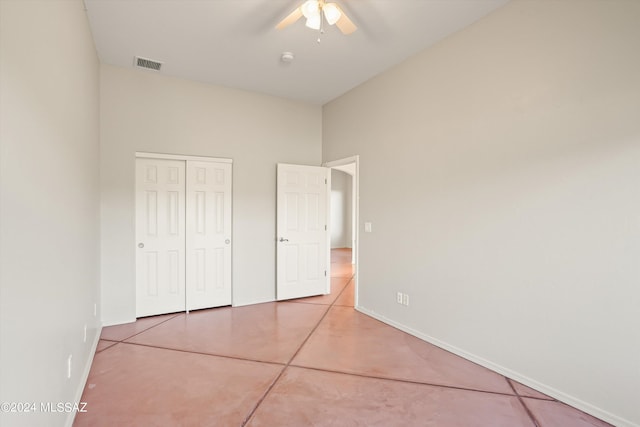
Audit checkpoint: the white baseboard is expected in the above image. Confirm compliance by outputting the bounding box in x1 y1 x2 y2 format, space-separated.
101 317 136 327
65 324 102 427
232 298 275 307
355 305 636 427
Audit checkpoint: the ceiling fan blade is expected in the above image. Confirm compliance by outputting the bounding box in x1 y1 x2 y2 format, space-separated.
276 6 303 30
334 5 357 35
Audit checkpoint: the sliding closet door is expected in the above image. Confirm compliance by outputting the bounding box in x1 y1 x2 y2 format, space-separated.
186 161 232 310
135 158 186 317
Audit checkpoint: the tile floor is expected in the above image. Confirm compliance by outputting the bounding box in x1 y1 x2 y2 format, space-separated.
75 248 611 427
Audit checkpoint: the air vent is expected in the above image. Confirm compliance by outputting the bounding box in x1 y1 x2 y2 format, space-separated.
134 56 163 71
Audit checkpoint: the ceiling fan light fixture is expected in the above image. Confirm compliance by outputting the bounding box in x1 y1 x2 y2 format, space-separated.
275 0 357 36
323 3 341 25
305 14 321 30
301 0 320 18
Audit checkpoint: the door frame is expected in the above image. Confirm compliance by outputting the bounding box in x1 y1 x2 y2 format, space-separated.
323 155 359 308
134 152 233 314
136 152 233 164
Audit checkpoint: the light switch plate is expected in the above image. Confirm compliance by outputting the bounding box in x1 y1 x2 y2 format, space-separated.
364 222 372 233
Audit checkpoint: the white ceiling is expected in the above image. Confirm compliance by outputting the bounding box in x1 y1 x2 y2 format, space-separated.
84 0 509 105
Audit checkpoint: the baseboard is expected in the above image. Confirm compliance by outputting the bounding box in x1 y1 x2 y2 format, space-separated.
355 305 637 427
232 298 275 307
101 317 136 327
64 324 102 427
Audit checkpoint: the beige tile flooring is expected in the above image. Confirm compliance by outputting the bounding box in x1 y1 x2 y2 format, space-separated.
75 249 611 426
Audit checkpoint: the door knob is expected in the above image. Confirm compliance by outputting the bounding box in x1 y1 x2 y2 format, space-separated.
225 239 230 244
279 238 289 242
138 243 144 248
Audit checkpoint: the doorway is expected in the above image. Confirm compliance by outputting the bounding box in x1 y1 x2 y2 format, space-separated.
324 156 359 307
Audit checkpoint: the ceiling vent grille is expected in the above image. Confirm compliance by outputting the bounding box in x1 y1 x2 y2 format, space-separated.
135 56 163 71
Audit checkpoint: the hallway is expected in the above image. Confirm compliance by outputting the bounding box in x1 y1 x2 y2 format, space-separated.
74 249 609 426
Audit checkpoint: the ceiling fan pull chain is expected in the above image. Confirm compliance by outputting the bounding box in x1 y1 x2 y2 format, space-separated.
318 4 325 43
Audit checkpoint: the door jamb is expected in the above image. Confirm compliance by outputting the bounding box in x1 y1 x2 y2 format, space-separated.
323 155 359 308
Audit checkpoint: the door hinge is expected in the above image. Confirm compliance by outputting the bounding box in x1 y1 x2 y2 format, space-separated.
324 270 327 277
325 225 327 231
325 178 327 184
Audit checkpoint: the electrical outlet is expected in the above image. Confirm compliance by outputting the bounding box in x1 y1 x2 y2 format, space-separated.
402 294 409 306
67 355 72 379
396 292 403 304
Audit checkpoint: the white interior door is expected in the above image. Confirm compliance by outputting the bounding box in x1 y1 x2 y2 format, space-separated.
135 158 186 317
277 163 330 300
186 161 232 310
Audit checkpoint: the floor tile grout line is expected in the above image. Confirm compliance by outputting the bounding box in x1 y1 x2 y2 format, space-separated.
102 272 353 356
111 341 288 368
551 401 612 426
334 276 353 293
241 304 334 426
280 273 354 307
97 261 356 425
240 310 332 426
287 363 523 399
95 340 118 353
102 312 182 343
517 395 557 402
516 395 611 426
332 274 355 306
507 378 541 427
262 271 554 404
341 310 546 391
239 364 287 426
241 275 349 426
88 258 605 426
326 274 354 304
505 377 556 402
105 268 542 409
289 301 332 306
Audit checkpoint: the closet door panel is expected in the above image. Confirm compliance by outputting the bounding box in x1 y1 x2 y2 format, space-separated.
135 158 186 317
186 161 232 310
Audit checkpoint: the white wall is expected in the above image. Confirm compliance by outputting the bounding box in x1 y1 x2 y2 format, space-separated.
330 169 352 248
323 1 640 426
0 1 101 426
100 65 322 324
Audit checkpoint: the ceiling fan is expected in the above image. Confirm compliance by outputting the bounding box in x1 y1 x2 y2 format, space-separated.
276 0 357 35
